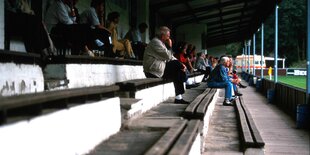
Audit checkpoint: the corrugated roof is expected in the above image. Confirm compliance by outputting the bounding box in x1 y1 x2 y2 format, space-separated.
150 0 280 47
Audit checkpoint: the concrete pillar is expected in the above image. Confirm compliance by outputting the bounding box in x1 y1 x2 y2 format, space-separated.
137 0 150 43
0 0 4 49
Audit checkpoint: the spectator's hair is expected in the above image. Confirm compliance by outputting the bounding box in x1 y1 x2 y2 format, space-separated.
176 41 187 52
91 0 104 7
219 56 229 64
197 52 202 57
233 70 237 74
107 11 120 21
138 23 148 29
155 26 170 38
191 46 196 52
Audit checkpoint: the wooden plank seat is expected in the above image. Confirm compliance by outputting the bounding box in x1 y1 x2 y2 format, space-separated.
0 85 120 125
116 72 204 93
116 78 171 92
235 96 265 151
145 119 201 155
183 88 217 120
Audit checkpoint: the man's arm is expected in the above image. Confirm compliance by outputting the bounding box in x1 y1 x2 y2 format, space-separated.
56 2 74 25
150 38 173 60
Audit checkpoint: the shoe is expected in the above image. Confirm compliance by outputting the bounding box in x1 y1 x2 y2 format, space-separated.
232 96 239 100
223 99 233 106
186 83 200 89
174 99 190 104
239 83 247 88
87 50 95 57
235 92 243 96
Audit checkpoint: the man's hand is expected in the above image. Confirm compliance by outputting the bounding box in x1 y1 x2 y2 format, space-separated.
181 63 187 72
165 39 172 49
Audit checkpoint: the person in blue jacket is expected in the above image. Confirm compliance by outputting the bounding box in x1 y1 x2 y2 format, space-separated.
207 56 237 105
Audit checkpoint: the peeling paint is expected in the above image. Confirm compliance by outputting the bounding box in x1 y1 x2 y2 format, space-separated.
0 81 9 95
20 80 26 94
10 82 15 92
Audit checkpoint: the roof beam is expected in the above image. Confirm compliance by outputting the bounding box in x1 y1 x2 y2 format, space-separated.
207 20 249 32
168 0 245 19
151 0 192 9
184 1 199 23
176 11 253 26
207 25 248 36
173 5 255 23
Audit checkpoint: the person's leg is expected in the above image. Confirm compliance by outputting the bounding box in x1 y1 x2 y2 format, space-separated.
208 81 233 105
163 60 188 104
123 39 135 58
65 24 93 55
144 72 158 78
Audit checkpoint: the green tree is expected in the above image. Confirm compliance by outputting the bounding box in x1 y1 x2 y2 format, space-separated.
257 0 307 67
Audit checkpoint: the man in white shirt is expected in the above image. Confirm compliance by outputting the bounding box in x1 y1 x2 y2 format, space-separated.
45 0 94 56
79 0 114 57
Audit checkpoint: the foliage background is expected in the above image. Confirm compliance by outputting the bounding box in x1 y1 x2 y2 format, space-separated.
225 0 307 68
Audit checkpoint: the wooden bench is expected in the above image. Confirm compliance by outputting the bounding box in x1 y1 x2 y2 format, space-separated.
116 71 204 95
183 88 217 120
117 78 169 92
145 119 201 155
235 96 265 151
0 85 120 125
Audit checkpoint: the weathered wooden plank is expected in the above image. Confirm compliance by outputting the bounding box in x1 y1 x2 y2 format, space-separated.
145 120 188 155
239 97 265 147
183 88 211 117
168 120 201 155
196 88 217 119
235 98 254 150
0 85 120 110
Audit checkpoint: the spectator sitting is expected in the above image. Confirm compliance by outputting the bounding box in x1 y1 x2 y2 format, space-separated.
79 0 114 57
174 41 199 89
125 23 148 60
196 53 211 82
107 11 135 59
226 56 243 96
5 0 54 55
207 56 237 106
232 70 247 88
143 26 189 104
174 41 194 73
45 0 95 57
188 45 197 69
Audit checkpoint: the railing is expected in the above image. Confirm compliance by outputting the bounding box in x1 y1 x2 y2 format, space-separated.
274 81 306 120
252 74 307 120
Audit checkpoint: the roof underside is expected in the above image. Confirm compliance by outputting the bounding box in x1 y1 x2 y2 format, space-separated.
150 0 279 48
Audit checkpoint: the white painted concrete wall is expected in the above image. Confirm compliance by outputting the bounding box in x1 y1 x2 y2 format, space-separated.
44 64 146 89
0 63 44 96
0 97 121 155
0 1 4 49
66 64 145 88
135 82 175 113
176 23 207 52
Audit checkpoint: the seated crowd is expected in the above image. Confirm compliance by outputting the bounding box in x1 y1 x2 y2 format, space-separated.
6 0 247 106
5 0 148 59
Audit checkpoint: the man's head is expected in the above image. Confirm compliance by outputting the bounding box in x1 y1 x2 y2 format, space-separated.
220 56 230 67
138 23 148 33
107 11 120 23
91 0 104 13
155 26 170 42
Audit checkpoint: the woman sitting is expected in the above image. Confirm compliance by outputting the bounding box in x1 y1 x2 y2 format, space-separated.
106 11 135 59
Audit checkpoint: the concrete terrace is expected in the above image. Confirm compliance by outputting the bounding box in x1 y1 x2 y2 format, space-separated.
85 82 309 155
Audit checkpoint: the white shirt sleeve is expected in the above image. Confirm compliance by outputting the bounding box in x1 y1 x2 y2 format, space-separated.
56 1 74 25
